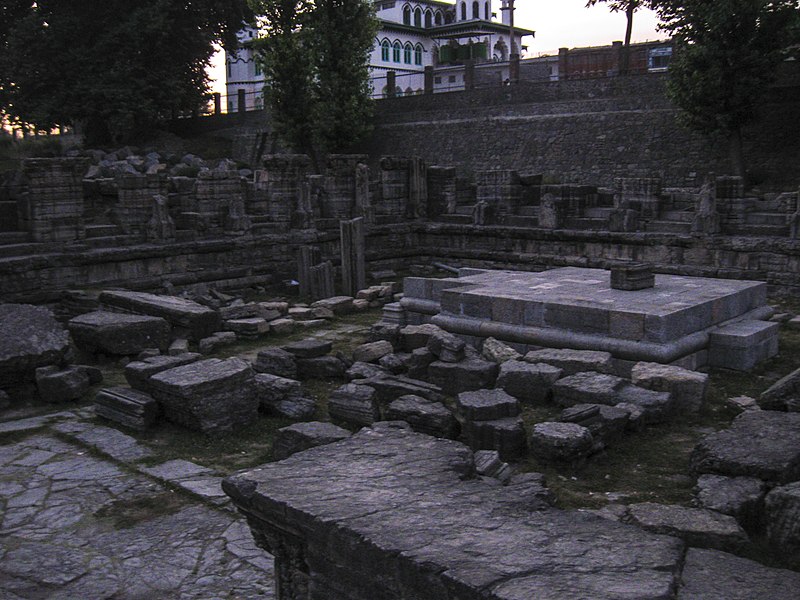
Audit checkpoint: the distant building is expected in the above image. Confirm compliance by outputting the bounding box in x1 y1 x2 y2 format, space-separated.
224 0 534 108
552 40 672 80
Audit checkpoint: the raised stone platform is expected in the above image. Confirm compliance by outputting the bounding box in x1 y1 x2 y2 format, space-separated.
400 267 775 370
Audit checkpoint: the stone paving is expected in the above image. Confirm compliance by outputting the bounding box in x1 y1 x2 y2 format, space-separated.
0 414 275 599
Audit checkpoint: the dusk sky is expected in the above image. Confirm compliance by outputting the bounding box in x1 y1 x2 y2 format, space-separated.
209 0 665 94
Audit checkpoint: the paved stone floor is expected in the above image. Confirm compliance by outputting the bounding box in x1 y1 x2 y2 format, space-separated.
0 422 275 599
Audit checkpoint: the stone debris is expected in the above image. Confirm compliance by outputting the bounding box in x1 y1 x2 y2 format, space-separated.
269 318 295 335
124 352 202 394
560 403 629 450
427 356 499 395
68 310 171 355
309 296 354 316
99 290 221 341
694 474 766 526
223 317 270 338
759 366 800 412
0 304 71 390
456 388 520 422
35 365 91 403
691 411 800 483
625 502 749 552
496 360 563 403
378 352 407 374
524 348 614 376
530 421 594 465
406 347 435 378
465 417 527 461
726 395 760 413
253 373 305 412
253 347 297 379
398 323 443 351
552 371 626 407
94 386 160 430
354 375 445 405
296 355 348 379
168 338 189 356
473 449 513 483
352 340 393 364
271 421 352 461
198 331 237 354
480 337 521 363
426 329 466 363
385 394 459 439
328 383 380 426
631 361 708 413
149 357 257 434
282 338 332 359
764 481 800 555
345 361 391 381
616 384 674 423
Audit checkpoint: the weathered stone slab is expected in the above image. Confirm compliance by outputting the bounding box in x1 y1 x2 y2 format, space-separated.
759 366 800 412
99 290 221 341
94 386 160 430
328 383 380 426
631 361 708 413
149 357 257 434
626 502 748 552
354 374 445 405
496 361 563 404
552 372 626 407
708 320 779 371
224 426 684 600
426 330 466 363
386 395 459 439
481 337 521 363
399 323 443 351
346 361 391 381
309 296 354 316
271 421 351 461
352 340 393 364
282 339 332 359
764 481 800 554
524 348 614 376
68 311 171 355
465 416 527 461
560 403 629 449
0 304 70 388
295 355 347 379
427 357 499 395
35 365 90 403
253 347 297 379
530 422 594 465
124 352 202 394
617 385 673 423
473 450 513 483
253 373 302 410
224 317 269 338
456 388 520 422
690 411 800 483
695 474 766 527
678 548 800 600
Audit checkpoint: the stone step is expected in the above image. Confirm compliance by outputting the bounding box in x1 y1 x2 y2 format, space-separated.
660 210 695 223
646 221 692 234
251 223 286 235
84 224 121 238
724 223 789 237
504 215 539 228
0 242 41 258
584 207 614 218
0 231 29 245
744 212 787 226
83 235 140 248
454 205 474 216
564 217 606 230
436 214 473 225
517 206 538 217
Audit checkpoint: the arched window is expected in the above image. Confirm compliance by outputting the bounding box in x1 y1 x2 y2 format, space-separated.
484 2 489 20
472 1 479 19
414 7 422 27
404 42 413 64
381 39 390 61
445 10 454 24
403 5 411 25
425 9 433 28
414 43 423 65
405 87 414 96
460 2 466 20
435 10 443 25
392 41 402 62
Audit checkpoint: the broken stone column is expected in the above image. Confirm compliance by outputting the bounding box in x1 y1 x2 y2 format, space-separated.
19 157 88 242
340 217 366 297
427 166 457 219
472 200 496 226
224 193 252 234
147 194 176 242
297 245 322 299
407 156 427 219
692 181 721 234
538 192 564 229
309 261 335 301
354 162 373 224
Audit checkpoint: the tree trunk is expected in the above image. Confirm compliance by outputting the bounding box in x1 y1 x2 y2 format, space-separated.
621 5 635 75
729 127 745 178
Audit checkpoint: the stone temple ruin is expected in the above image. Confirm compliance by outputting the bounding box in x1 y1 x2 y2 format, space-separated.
2 150 800 598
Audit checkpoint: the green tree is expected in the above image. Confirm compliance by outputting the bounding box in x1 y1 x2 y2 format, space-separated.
654 0 800 176
250 0 378 156
585 1 649 74
0 1 249 144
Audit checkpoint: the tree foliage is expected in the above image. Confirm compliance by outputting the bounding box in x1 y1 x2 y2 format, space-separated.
249 0 378 155
653 0 800 175
0 1 250 145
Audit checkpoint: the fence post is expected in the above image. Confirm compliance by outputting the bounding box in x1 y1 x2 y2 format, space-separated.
237 88 246 113
213 93 222 116
464 60 475 90
424 66 434 95
386 71 396 98
558 47 569 81
509 53 520 84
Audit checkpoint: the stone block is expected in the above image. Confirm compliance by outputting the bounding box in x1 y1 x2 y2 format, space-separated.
552 372 626 407
149 357 257 434
759 366 800 412
427 358 499 395
456 389 520 422
346 361 392 381
254 347 297 379
523 348 613 376
530 422 594 465
124 352 202 394
378 353 407 374
560 403 629 449
68 311 171 355
626 503 748 552
272 421 352 461
708 320 779 371
695 474 766 527
386 395 459 439
282 339 332 359
617 385 673 423
609 262 655 291
764 481 800 555
94 386 160 430
399 323 443 352
496 361 563 404
407 347 435 379
296 355 347 380
168 339 189 356
465 417 526 461
355 375 445 405
270 318 295 335
352 340 393 364
328 383 381 426
631 362 708 413
224 317 269 338
426 330 466 363
35 365 90 403
253 372 303 410
310 296 354 316
481 337 521 363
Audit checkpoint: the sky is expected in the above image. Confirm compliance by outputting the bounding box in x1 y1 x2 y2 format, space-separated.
208 0 665 94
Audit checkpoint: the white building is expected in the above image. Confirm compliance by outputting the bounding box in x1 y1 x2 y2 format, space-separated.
225 0 534 109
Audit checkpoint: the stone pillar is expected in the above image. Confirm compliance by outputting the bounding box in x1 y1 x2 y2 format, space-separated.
464 60 475 90
387 71 397 98
318 155 369 224
340 217 366 297
237 89 246 113
538 192 563 229
354 163 373 224
407 157 427 219
20 158 88 242
509 53 520 83
146 194 176 242
427 166 457 219
424 66 434 95
692 181 720 235
611 40 623 76
309 261 335 301
378 156 410 221
298 246 321 299
558 48 569 80
213 93 222 116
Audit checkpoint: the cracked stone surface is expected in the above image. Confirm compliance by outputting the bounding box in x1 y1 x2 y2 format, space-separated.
0 432 274 599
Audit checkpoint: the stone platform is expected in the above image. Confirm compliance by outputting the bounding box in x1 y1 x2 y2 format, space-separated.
400 267 775 370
